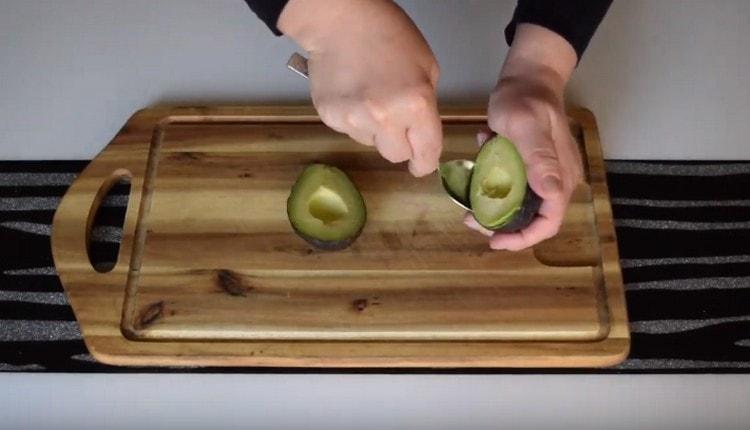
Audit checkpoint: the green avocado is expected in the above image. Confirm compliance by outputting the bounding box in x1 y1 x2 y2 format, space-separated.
469 136 542 232
287 164 366 250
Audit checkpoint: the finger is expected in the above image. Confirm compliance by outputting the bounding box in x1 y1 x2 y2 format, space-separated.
487 194 567 251
315 102 378 148
347 130 375 147
406 103 442 177
336 104 379 147
476 127 493 146
315 104 351 135
488 216 557 251
513 128 564 201
463 213 494 237
551 117 584 189
374 125 412 163
557 135 584 191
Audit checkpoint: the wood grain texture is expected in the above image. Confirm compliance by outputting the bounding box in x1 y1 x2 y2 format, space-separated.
51 105 629 368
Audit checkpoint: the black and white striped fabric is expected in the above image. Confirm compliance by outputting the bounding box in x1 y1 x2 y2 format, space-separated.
1 160 749 373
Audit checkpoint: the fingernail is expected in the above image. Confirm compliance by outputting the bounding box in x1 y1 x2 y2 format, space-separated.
542 176 563 194
476 132 490 146
407 161 418 176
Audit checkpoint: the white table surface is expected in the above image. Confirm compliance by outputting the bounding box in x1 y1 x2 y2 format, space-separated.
3 374 750 429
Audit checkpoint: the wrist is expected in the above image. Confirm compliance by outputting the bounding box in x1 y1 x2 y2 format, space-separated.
277 0 343 51
499 23 577 96
278 0 398 53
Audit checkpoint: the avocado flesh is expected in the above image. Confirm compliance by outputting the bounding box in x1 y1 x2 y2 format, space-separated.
469 136 541 232
439 160 473 208
287 164 366 250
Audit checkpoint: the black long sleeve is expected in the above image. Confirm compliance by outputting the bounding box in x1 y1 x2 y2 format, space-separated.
244 0 611 61
244 0 288 36
505 0 612 60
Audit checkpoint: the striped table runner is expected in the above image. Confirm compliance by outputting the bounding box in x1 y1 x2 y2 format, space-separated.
1 161 749 373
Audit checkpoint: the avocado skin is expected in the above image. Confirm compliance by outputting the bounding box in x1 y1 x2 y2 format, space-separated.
290 224 363 251
485 186 542 233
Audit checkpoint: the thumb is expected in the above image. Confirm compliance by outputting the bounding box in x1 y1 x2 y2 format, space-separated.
475 126 493 146
512 129 564 200
406 103 443 177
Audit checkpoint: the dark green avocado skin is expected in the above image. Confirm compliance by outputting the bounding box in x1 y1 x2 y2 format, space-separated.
292 226 362 251
489 186 542 233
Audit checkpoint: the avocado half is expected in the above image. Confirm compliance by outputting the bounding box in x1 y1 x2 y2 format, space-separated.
287 164 367 250
468 136 542 232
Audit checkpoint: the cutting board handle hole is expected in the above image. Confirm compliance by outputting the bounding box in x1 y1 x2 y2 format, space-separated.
86 170 132 273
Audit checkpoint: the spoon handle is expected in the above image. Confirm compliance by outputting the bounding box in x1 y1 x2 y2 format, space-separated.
287 53 309 79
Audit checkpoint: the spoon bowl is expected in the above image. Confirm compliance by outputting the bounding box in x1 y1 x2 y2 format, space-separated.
438 159 475 212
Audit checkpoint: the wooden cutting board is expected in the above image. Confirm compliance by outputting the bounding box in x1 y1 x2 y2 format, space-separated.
51 105 629 367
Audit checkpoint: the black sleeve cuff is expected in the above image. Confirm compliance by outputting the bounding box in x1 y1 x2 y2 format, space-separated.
244 0 290 36
505 0 612 61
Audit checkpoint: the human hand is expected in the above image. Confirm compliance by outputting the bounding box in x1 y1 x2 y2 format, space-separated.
278 0 442 177
464 24 583 250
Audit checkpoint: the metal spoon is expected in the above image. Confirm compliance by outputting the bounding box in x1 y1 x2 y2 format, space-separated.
438 159 475 212
287 52 310 79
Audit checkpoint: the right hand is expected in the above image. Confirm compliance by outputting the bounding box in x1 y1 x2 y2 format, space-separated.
278 0 443 177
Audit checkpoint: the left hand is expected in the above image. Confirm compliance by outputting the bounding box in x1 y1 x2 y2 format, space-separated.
464 24 584 251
